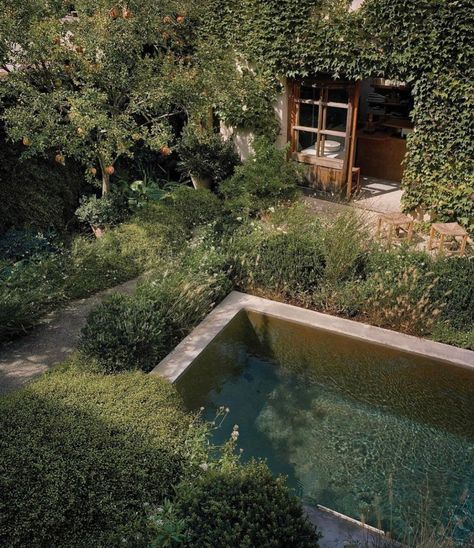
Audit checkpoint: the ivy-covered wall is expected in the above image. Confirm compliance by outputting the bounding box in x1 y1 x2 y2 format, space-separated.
207 0 474 228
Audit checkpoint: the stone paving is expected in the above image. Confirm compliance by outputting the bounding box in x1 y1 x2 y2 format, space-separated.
0 278 137 395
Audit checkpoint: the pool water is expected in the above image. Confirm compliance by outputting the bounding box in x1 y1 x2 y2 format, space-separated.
177 311 474 543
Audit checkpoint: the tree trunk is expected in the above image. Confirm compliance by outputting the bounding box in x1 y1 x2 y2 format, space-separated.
102 171 110 195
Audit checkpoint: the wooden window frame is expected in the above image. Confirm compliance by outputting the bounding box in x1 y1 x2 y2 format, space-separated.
288 78 360 194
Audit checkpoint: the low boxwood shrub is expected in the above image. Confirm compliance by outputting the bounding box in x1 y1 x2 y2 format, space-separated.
220 137 301 216
80 270 230 373
154 460 320 547
0 365 201 547
230 227 325 297
80 293 167 373
164 186 223 231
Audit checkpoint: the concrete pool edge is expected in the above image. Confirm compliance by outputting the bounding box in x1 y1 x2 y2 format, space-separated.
151 291 474 383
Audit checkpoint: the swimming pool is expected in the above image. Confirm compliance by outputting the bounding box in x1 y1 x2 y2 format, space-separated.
175 306 474 543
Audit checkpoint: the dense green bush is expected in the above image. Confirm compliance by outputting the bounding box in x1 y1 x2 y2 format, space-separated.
229 221 325 297
177 127 240 184
220 137 301 216
80 269 230 373
75 192 131 229
0 364 201 547
158 460 319 548
0 133 85 234
430 257 474 329
164 186 223 231
80 293 167 373
0 228 60 262
0 253 67 341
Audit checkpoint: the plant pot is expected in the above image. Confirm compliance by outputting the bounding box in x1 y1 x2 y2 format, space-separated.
91 225 106 239
190 174 211 190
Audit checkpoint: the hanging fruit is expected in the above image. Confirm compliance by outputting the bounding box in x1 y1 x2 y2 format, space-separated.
76 127 85 136
108 7 120 19
176 15 185 24
22 136 32 146
160 146 172 156
104 165 115 175
55 153 65 165
122 7 132 18
89 167 97 176
131 133 141 141
163 16 173 24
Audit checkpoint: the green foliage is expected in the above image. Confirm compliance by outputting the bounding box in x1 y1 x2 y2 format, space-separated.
0 228 59 261
166 460 320 547
0 130 84 233
430 257 474 329
0 0 249 194
80 268 230 373
75 192 130 228
164 186 223 230
229 222 325 298
203 0 474 228
80 292 167 373
177 127 239 182
0 253 67 341
0 365 200 547
220 137 301 216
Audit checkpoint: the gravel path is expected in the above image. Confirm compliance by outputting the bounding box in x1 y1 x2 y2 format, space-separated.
0 278 138 395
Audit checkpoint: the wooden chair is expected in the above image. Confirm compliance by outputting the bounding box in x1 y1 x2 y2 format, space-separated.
376 212 414 247
428 222 468 256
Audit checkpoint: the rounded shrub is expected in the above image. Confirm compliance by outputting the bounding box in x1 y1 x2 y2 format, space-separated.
168 460 320 547
220 137 301 217
80 271 229 373
0 365 198 547
164 186 223 230
231 229 325 296
80 293 167 373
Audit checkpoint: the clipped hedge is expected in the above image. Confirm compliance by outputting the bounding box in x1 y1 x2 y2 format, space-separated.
80 268 230 373
169 460 320 548
0 364 200 547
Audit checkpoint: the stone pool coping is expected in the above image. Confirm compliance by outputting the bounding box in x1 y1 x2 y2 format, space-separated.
152 290 474 382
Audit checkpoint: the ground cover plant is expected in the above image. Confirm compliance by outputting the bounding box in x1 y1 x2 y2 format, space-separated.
0 187 223 342
0 361 206 547
0 357 319 547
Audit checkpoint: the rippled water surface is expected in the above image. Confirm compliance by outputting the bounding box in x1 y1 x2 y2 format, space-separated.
177 311 474 543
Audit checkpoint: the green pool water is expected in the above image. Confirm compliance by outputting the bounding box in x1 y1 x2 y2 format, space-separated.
177 311 474 544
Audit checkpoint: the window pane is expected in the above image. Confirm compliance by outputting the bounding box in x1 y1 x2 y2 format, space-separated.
325 107 347 132
300 85 321 101
320 135 345 159
328 87 349 103
299 103 319 128
297 131 317 155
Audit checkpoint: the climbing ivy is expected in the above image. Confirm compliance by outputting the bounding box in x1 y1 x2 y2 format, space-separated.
205 0 474 228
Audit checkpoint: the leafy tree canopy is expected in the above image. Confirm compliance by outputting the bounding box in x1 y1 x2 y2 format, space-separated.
0 0 236 193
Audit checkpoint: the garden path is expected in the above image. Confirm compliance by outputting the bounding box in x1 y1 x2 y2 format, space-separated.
0 278 138 395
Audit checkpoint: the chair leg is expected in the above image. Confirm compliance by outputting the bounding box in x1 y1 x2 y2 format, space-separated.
460 235 467 256
438 234 445 256
376 218 382 240
428 226 435 251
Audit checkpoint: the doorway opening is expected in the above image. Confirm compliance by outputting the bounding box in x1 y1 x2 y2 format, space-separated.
287 76 413 209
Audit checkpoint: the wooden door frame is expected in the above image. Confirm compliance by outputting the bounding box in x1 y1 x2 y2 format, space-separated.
287 77 360 195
